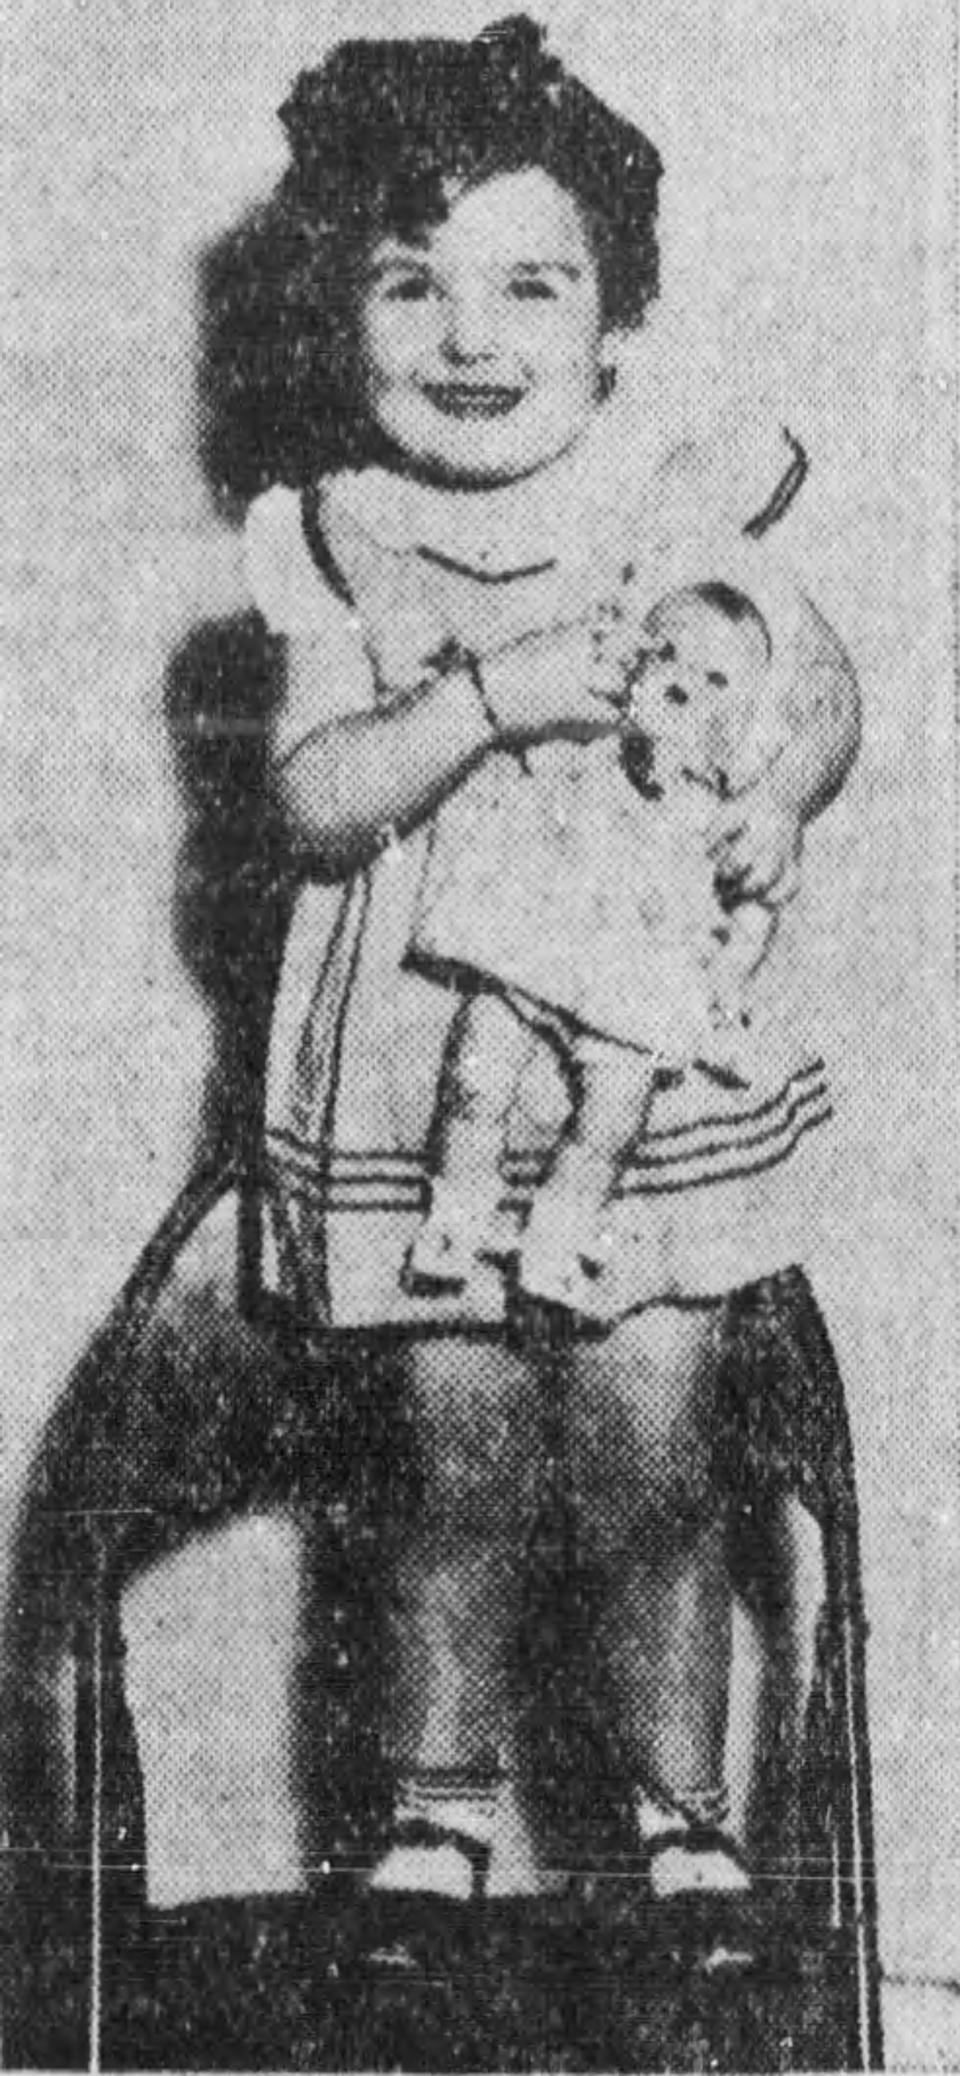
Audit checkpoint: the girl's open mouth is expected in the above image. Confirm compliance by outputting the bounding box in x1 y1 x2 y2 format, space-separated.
423 383 525 419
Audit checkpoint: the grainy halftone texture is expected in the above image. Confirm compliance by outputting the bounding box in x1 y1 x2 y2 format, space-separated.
2 2 957 2062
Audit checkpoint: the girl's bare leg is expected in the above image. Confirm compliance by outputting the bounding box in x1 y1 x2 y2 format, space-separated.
566 1301 748 1894
372 1336 544 1896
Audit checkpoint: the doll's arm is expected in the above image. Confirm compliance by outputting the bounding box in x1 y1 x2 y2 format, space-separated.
707 595 860 902
708 899 781 1003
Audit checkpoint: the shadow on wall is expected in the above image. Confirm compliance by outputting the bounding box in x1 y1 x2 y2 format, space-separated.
164 187 334 1159
164 609 288 1159
0 170 372 2020
0 191 311 2049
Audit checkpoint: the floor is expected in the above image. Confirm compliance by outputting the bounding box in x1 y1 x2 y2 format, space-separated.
15 1883 860 2072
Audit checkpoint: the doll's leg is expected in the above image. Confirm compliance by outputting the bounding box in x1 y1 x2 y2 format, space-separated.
403 991 533 1293
566 1300 749 1895
707 902 778 1028
520 1037 657 1312
371 1335 544 1897
545 1035 656 1210
704 904 782 1084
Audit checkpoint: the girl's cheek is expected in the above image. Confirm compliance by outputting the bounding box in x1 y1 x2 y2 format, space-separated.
363 304 438 372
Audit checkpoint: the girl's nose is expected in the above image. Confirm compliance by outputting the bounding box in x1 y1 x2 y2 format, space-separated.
440 294 499 364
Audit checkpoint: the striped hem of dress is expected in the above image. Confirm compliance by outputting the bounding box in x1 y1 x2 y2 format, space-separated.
266 1059 831 1211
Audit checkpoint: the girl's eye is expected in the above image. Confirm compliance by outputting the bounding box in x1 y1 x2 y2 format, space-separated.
507 276 558 302
706 670 729 689
381 275 435 303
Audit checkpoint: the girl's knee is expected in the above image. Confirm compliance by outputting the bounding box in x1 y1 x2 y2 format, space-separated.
566 1303 725 1551
406 1339 540 1535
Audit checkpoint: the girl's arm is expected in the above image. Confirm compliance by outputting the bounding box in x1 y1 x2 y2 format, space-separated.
278 622 620 876
708 594 861 902
277 664 491 876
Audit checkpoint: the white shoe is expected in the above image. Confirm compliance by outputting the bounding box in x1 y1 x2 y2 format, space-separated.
367 1834 478 1900
634 1792 751 1899
368 1774 499 1900
367 1776 554 1900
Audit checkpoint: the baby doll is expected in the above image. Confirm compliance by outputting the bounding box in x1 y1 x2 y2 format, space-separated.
404 579 793 1314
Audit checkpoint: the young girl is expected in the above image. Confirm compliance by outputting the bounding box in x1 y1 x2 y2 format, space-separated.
403 576 798 1315
242 17 859 1910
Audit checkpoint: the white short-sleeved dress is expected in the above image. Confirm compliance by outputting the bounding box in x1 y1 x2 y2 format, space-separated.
246 411 835 1331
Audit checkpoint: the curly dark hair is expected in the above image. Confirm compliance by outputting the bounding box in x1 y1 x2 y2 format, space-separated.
201 16 662 500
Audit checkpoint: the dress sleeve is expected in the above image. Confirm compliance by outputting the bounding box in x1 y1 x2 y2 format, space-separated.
244 485 376 758
656 419 809 547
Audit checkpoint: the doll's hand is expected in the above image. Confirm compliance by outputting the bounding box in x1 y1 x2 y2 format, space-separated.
706 769 804 905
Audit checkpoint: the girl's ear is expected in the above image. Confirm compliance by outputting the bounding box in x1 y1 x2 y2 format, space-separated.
596 326 630 402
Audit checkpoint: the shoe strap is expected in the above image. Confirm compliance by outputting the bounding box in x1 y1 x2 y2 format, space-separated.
645 1822 745 1866
391 1815 492 1872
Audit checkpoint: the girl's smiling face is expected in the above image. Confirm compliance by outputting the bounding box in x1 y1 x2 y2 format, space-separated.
359 167 607 487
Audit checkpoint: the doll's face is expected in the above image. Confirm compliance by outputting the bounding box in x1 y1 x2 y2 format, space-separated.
627 593 769 780
359 167 608 487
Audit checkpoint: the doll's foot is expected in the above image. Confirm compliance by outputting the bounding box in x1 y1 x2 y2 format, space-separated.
519 1190 617 1317
401 1179 512 1297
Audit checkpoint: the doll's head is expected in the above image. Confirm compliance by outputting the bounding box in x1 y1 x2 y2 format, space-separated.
623 584 773 797
218 18 662 492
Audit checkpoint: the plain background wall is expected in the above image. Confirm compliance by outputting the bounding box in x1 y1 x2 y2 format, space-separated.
2 0 958 1988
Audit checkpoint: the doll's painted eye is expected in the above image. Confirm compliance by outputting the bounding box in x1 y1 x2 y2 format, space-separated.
665 685 689 706
707 670 729 689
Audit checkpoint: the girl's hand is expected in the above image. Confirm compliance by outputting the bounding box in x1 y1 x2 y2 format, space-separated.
480 621 626 748
706 768 804 905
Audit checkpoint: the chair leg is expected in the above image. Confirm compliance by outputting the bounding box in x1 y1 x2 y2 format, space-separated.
722 1269 885 2069
824 1516 885 2070
75 1525 106 2075
75 1521 149 2074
